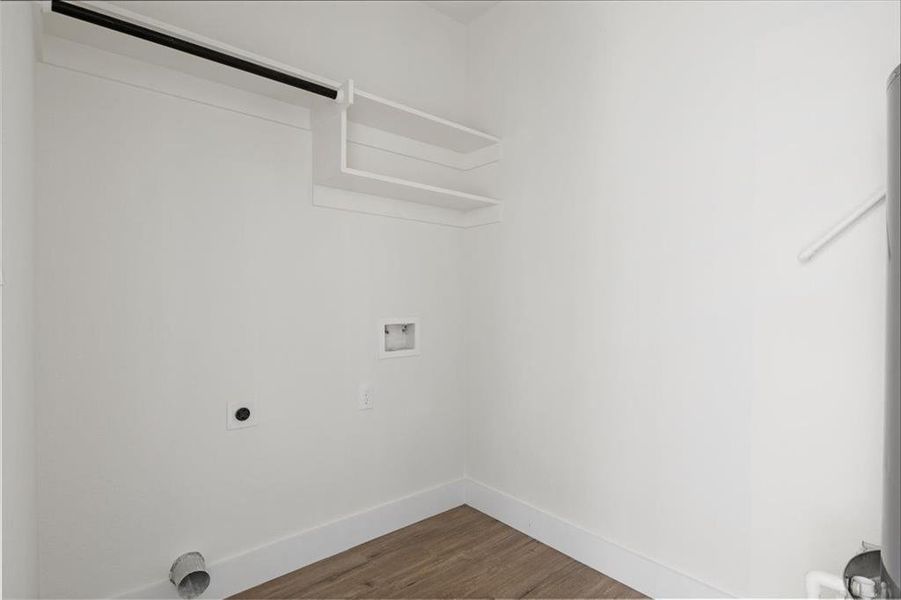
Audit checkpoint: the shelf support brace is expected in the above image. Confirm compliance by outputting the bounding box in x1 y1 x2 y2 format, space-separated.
798 189 887 263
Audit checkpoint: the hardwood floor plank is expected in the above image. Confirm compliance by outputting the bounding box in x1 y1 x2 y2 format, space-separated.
231 505 644 599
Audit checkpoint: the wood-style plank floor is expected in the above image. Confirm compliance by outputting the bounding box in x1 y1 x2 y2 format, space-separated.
231 505 645 599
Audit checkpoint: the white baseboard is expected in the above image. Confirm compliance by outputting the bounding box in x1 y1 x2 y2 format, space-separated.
119 479 466 599
463 478 730 599
120 477 726 599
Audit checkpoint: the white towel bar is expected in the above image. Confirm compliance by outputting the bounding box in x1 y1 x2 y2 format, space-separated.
798 190 887 263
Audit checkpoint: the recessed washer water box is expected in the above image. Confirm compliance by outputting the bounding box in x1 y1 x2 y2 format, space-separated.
378 317 420 359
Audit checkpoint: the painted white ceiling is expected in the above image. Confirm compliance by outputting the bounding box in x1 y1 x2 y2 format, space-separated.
421 1 499 24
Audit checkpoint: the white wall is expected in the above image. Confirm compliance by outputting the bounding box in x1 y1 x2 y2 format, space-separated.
31 1 901 597
34 3 468 597
464 1 900 597
1 2 39 597
108 0 468 123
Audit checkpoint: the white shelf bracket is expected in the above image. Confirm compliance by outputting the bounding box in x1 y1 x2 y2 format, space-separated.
336 79 354 107
798 189 887 263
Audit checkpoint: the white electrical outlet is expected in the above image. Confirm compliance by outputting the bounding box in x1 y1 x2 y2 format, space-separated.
227 400 258 430
358 384 374 410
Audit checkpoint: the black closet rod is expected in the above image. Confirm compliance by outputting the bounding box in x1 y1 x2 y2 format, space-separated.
50 0 339 100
